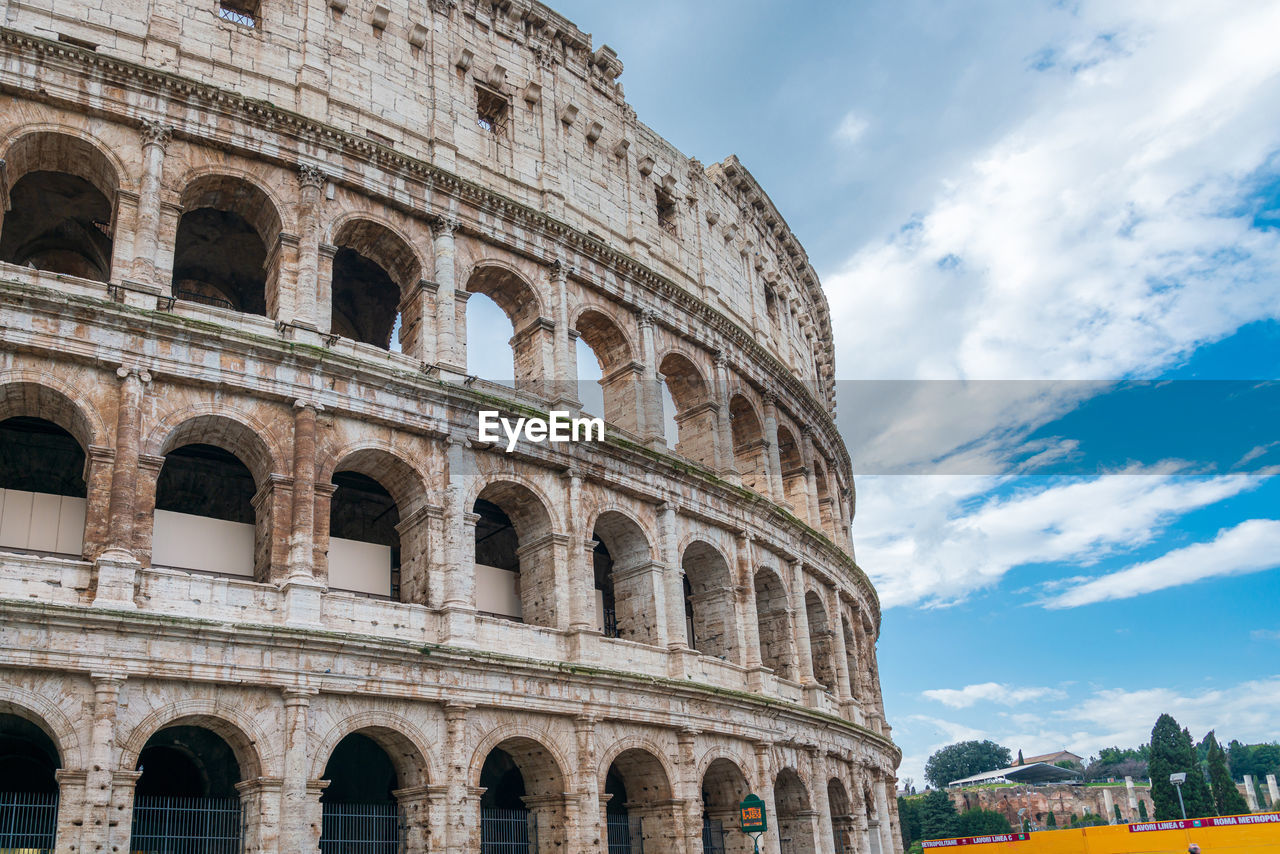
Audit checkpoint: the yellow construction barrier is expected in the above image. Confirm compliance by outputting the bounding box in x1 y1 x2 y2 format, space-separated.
921 812 1280 852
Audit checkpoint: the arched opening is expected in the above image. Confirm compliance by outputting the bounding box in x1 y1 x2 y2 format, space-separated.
776 426 807 517
131 725 244 852
172 176 282 315
753 568 795 681
465 265 544 393
657 353 714 466
828 778 853 854
813 458 835 537
591 512 658 645
473 482 557 628
479 739 566 853
728 395 767 494
774 768 814 854
574 309 635 429
0 712 60 852
681 541 738 662
153 443 257 578
0 132 118 282
804 591 836 691
329 472 400 599
466 292 516 386
0 417 87 557
320 733 400 854
841 612 860 701
604 749 674 854
330 220 420 352
701 758 751 854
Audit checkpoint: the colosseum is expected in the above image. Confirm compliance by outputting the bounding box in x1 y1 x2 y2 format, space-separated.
0 0 901 852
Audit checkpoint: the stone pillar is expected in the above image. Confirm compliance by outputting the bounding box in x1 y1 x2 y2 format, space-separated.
676 729 702 854
1268 774 1279 808
293 164 324 329
566 471 594 639
238 777 284 854
93 368 150 608
800 428 821 529
875 777 895 854
637 309 664 444
789 559 816 689
886 782 904 854
392 785 432 854
660 503 689 656
550 261 579 407
399 280 438 363
827 587 853 705
395 503 440 606
287 401 319 580
316 243 337 335
1102 787 1116 823
575 716 603 854
713 350 739 479
279 688 318 854
444 703 478 853
735 532 764 682
107 770 142 854
761 392 783 503
129 121 171 285
431 216 462 371
811 751 837 854
75 674 124 854
1244 775 1260 811
1125 775 1139 812
53 768 88 854
441 436 477 644
754 742 780 854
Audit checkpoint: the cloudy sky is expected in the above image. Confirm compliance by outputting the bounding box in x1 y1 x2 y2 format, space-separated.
532 0 1280 786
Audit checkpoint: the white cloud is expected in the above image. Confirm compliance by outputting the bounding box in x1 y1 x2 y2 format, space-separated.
855 471 1265 608
1251 628 1280 641
1045 518 1280 607
923 682 1066 709
834 112 870 146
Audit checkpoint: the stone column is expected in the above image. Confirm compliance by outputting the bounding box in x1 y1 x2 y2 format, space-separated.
1102 787 1116 823
1244 775 1260 811
392 785 432 854
93 368 150 608
676 729 703 854
54 768 88 854
811 750 837 854
800 428 821 529
735 532 764 682
575 716 603 854
238 777 284 854
754 742 780 854
566 470 594 640
637 309 664 445
107 770 143 854
1268 774 1279 808
713 350 739 479
1124 775 1139 813
660 504 690 657
279 688 318 854
444 703 478 853
550 261 579 407
789 559 816 689
129 121 171 285
874 777 895 854
431 216 462 371
761 392 784 503
293 164 324 329
399 280 438 363
441 436 476 644
827 587 853 705
287 401 319 580
76 674 124 854
316 243 336 335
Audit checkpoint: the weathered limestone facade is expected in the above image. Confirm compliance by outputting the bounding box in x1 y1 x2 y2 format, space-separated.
0 0 900 852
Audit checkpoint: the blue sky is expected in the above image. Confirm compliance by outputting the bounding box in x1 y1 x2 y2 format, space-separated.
474 0 1280 786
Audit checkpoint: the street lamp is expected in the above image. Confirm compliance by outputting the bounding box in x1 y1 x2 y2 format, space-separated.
1170 773 1187 820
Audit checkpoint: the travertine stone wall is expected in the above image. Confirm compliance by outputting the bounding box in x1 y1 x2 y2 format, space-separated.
0 1 899 852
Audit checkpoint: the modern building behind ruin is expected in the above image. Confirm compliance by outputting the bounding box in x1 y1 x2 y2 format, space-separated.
0 0 901 852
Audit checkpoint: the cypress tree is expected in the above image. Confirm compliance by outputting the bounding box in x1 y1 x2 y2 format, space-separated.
1113 803 1122 823
1046 811 1057 828
1149 714 1215 819
1017 749 1024 766
919 789 958 840
1205 731 1249 816
1138 800 1149 821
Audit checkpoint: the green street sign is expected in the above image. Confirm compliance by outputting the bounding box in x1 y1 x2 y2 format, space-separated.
740 793 767 833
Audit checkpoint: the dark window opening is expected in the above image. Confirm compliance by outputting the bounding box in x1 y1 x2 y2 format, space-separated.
0 714 60 794
683 573 695 650
330 248 401 351
656 188 678 237
217 0 258 27
476 86 509 134
593 538 618 638
172 207 268 316
479 750 526 811
330 471 401 599
0 417 86 498
320 734 399 854
136 726 241 798
0 171 113 281
474 498 518 572
156 444 255 524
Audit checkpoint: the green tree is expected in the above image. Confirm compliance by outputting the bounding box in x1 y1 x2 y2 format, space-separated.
1138 800 1149 821
1148 714 1215 819
1113 803 1122 823
1016 749 1024 766
924 740 1013 788
898 796 923 850
1046 811 1057 828
1205 731 1249 816
919 789 959 841
956 809 1011 836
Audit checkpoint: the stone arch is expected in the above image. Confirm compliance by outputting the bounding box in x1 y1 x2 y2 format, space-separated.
328 216 424 350
0 378 106 458
0 129 123 281
601 743 678 854
728 393 768 493
311 711 435 789
601 745 674 806
151 412 279 490
804 589 836 690
472 726 572 853
812 455 835 536
657 351 715 465
464 262 547 390
322 444 428 515
468 726 570 795
171 170 286 316
680 539 739 662
774 766 815 854
472 478 561 628
118 700 271 781
700 754 754 854
776 424 808 517
753 566 795 681
0 689 82 772
574 307 637 428
839 605 860 701
589 508 660 645
828 776 855 854
597 738 677 805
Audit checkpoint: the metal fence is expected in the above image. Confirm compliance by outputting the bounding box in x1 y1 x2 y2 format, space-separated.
605 813 642 854
0 791 58 853
701 817 725 854
129 795 242 854
319 802 400 854
481 807 537 854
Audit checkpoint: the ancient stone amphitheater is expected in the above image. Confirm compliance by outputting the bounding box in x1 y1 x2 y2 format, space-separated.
0 0 901 852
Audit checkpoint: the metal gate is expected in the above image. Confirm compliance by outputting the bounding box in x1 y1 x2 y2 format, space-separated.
0 791 58 854
605 813 642 854
319 802 400 854
129 795 242 854
700 817 725 854
480 807 537 854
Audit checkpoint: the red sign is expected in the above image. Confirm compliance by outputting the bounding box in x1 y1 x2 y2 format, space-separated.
1129 812 1280 833
922 833 1029 847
